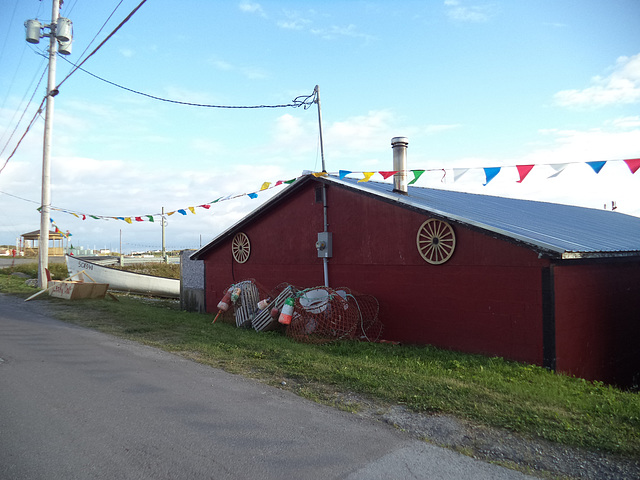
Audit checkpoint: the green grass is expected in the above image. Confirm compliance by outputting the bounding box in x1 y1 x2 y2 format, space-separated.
2 269 638 457
20 294 638 458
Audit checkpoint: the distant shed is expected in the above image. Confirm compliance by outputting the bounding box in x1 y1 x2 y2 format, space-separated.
192 171 640 387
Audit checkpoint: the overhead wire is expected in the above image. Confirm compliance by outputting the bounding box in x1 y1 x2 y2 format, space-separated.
0 63 48 158
57 53 317 109
0 0 148 176
1 0 317 178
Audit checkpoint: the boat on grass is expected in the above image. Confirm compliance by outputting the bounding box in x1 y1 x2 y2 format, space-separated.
65 254 180 298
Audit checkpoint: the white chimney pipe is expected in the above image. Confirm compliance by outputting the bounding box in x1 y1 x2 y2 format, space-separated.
391 137 409 194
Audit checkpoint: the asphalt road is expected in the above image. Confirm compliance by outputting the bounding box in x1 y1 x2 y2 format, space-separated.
0 294 536 479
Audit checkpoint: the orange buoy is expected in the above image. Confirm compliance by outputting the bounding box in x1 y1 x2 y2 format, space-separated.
278 297 295 325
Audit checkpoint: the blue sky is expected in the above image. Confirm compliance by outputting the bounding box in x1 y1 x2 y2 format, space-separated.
1 0 639 253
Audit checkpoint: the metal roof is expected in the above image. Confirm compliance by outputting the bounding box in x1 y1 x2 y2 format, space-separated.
192 174 640 260
327 176 640 258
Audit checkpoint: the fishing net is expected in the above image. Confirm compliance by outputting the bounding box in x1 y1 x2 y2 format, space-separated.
214 280 383 343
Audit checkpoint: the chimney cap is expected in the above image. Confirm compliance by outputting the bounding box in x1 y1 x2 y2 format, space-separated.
391 136 409 146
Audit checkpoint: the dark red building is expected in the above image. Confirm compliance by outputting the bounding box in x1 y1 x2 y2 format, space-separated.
192 163 640 387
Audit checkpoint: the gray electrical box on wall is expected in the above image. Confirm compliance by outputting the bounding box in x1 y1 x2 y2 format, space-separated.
316 232 333 258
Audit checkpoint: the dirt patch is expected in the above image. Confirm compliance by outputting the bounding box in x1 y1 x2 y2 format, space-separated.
334 392 639 480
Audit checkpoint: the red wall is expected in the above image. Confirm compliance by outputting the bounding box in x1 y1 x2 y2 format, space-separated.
554 261 640 386
203 182 547 366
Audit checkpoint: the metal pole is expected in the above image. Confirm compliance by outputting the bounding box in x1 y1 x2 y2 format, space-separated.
162 207 167 263
315 85 326 173
314 86 329 287
38 0 60 289
119 229 123 266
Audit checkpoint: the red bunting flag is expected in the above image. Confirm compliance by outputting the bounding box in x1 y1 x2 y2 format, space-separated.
516 165 534 183
199 204 211 209
624 158 640 174
135 217 144 222
378 171 397 180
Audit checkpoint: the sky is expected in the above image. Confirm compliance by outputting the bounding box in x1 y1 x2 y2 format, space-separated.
1 0 639 254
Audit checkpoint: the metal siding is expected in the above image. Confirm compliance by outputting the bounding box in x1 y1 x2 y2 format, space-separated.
328 177 640 255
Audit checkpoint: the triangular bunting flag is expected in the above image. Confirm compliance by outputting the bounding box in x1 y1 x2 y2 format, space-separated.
275 180 284 186
90 215 99 219
188 207 196 214
408 170 425 185
378 171 397 180
358 172 375 183
167 211 176 216
124 217 132 224
339 170 352 180
548 164 568 178
587 161 606 174
624 158 640 174
516 165 534 183
483 167 501 185
452 168 469 182
260 182 271 190
146 215 154 222
248 193 258 199
177 209 187 215
199 204 210 209
135 217 144 222
312 172 328 177
284 178 296 184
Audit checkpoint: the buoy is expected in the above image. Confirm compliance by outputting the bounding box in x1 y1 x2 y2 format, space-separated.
230 287 242 304
257 298 270 310
278 297 295 325
217 288 233 312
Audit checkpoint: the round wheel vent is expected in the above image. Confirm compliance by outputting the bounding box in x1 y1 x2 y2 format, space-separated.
416 219 456 265
231 232 251 263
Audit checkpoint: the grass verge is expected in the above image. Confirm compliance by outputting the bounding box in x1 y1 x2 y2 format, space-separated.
2 267 638 458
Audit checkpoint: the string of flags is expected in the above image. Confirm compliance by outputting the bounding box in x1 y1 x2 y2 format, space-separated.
41 157 638 224
336 157 640 186
43 177 299 224
49 217 72 238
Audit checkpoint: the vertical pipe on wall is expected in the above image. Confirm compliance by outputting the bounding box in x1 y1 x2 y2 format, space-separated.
541 265 556 371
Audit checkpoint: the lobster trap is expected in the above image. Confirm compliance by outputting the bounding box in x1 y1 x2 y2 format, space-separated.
214 279 383 344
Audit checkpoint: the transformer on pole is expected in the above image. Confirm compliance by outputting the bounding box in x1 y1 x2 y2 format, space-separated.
24 1 73 288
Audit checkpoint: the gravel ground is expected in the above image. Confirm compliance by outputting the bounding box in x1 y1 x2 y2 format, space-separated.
331 392 639 480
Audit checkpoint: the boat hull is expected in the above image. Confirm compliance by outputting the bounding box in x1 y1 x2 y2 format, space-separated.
65 255 180 298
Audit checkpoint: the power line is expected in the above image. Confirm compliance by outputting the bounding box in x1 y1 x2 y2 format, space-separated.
57 53 318 109
0 64 48 158
56 0 148 90
0 97 46 175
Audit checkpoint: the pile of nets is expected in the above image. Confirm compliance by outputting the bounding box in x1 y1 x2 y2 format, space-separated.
214 279 383 344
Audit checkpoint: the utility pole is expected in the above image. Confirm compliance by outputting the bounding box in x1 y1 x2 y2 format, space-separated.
162 207 167 263
25 0 73 288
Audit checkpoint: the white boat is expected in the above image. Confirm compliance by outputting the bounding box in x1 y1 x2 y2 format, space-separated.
65 254 180 298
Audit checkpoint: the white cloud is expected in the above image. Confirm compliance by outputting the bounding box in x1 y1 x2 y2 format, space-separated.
444 0 495 23
277 10 312 30
239 3 266 17
554 53 640 107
